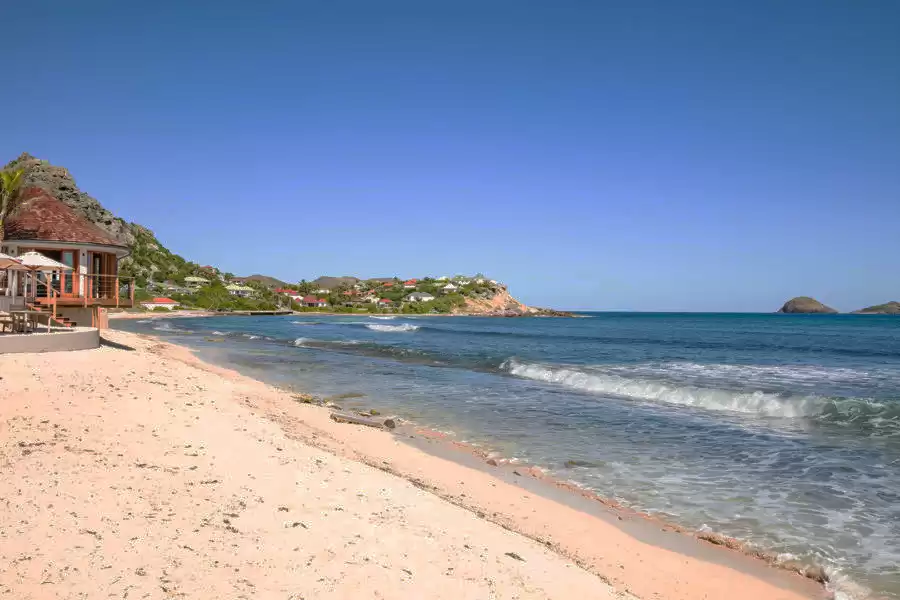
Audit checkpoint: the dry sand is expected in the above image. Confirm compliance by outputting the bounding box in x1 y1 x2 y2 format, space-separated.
0 330 827 599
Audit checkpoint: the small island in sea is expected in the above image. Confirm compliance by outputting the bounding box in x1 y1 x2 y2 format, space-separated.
777 297 839 314
852 301 900 315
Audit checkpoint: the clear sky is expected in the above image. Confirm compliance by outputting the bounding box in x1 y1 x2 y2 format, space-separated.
3 1 899 311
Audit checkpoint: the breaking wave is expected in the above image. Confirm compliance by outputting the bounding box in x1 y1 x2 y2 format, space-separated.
366 323 420 332
370 315 397 320
501 359 900 426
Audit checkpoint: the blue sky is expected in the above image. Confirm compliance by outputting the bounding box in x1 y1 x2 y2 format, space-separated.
3 1 899 311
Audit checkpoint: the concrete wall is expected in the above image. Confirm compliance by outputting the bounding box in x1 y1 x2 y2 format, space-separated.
58 307 95 328
0 327 100 354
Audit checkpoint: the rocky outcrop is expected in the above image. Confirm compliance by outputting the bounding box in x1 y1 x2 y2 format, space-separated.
777 297 838 314
852 301 900 315
458 287 532 315
4 153 134 245
457 288 573 317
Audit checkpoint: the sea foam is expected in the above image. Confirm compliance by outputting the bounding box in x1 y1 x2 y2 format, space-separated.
366 323 420 332
502 359 832 418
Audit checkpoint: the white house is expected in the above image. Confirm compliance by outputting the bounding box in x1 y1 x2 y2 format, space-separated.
226 283 254 298
140 297 179 311
436 276 449 281
405 292 435 302
441 283 459 293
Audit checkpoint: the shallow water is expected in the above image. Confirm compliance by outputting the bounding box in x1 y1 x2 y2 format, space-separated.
115 312 900 599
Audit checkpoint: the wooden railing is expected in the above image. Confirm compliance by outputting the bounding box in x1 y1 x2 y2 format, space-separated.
32 273 135 307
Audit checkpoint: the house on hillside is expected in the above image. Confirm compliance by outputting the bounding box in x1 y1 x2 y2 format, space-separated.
475 278 487 284
163 282 192 295
225 283 254 298
441 283 458 293
315 288 330 295
362 294 379 303
302 295 328 308
275 288 304 302
184 276 208 289
378 298 394 308
1 187 134 327
405 292 435 303
454 277 471 285
436 276 449 281
140 297 179 311
382 282 394 288
403 279 417 289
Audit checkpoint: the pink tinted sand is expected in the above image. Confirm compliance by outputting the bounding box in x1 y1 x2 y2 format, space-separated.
0 330 826 600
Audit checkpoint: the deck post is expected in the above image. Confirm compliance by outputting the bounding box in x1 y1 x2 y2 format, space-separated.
115 277 120 308
130 279 135 307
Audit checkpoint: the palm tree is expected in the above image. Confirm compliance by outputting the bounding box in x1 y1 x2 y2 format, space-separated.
0 169 26 245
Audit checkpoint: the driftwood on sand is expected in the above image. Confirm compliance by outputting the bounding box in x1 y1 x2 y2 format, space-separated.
330 411 397 430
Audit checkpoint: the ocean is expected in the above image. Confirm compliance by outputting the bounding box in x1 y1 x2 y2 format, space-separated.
114 312 900 600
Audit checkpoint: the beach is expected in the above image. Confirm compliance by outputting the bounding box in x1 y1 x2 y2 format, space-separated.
0 328 825 599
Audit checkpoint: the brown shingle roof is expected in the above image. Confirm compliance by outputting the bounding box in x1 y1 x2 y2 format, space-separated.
3 187 126 248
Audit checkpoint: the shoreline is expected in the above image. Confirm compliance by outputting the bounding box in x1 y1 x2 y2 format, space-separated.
135 334 828 598
1 329 830 599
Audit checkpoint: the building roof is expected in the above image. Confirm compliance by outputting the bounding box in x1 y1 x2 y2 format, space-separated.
3 187 127 248
144 297 178 304
185 276 209 282
302 295 327 303
225 283 253 291
379 298 392 303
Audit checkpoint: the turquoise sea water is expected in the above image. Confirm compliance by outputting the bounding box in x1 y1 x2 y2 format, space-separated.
115 312 900 599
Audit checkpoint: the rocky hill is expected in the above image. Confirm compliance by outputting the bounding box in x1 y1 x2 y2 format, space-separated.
3 153 197 286
5 153 135 244
236 274 288 288
777 297 838 314
852 301 900 315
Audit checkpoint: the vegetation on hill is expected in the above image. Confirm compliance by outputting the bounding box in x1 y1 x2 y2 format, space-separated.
852 301 900 315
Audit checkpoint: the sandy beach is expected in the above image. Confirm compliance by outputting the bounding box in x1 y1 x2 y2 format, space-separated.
0 330 828 599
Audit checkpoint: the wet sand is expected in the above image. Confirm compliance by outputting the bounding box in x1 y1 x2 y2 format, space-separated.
0 330 827 599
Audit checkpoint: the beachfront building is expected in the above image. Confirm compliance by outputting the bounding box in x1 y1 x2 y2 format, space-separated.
225 283 254 298
405 292 435 302
184 276 208 289
441 283 459 293
1 187 134 327
378 298 394 309
403 279 417 289
140 297 179 311
302 295 328 308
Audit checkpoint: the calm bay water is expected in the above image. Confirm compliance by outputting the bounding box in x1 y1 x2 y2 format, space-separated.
115 312 900 599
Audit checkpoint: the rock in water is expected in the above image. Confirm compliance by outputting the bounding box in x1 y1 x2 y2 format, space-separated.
852 301 900 315
777 297 838 314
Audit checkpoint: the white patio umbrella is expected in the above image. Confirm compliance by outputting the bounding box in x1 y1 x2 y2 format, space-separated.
16 251 72 299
